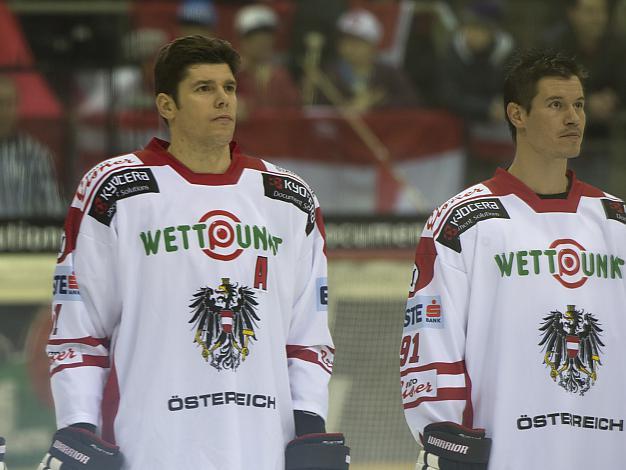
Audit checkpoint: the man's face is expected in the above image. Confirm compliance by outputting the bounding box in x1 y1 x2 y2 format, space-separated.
568 0 608 42
0 78 18 138
167 63 237 146
518 76 586 160
240 30 276 63
337 35 376 69
461 23 493 53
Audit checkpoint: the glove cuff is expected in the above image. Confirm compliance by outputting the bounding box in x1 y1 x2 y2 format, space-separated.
285 433 350 470
423 422 491 464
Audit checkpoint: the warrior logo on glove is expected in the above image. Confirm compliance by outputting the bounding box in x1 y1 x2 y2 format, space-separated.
539 304 604 395
188 278 260 371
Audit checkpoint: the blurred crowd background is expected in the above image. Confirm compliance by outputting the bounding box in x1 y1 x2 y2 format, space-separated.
2 0 626 218
1 1 626 468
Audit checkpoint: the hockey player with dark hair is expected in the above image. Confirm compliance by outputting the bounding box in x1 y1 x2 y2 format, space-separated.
401 49 626 469
40 35 349 470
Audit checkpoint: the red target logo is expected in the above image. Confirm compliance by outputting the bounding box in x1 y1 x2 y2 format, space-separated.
198 210 243 261
550 239 588 289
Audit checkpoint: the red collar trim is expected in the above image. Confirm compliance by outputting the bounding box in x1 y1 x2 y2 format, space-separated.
483 168 604 213
136 137 266 185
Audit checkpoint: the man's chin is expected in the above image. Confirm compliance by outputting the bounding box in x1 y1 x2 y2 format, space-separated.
205 130 235 147
565 152 582 159
562 143 583 159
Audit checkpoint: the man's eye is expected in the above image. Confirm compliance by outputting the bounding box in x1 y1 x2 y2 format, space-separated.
575 102 584 109
550 101 561 109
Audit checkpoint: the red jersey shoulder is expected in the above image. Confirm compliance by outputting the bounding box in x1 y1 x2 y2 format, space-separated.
73 153 145 210
88 166 160 226
262 162 317 195
424 183 493 236
72 153 162 227
577 180 626 225
599 195 626 226
261 161 319 236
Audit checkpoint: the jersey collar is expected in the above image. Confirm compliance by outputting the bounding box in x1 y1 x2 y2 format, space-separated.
484 167 604 213
137 137 265 185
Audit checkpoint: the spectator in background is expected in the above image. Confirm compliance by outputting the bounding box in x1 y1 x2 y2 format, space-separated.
317 8 418 111
398 0 458 107
234 4 301 120
0 75 65 219
287 0 349 98
542 0 626 188
440 0 514 183
76 28 168 166
177 0 218 37
442 2 512 125
78 28 167 118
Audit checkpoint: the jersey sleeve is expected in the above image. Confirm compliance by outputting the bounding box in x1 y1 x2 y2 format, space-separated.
285 198 334 421
401 219 472 443
47 166 126 429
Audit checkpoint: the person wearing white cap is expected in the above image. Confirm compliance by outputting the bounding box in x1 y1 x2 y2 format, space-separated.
316 8 418 111
234 4 300 119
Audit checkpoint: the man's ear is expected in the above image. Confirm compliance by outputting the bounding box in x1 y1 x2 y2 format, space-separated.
156 93 176 122
506 102 525 130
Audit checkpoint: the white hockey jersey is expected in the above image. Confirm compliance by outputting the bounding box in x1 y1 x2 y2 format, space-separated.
48 138 334 470
402 168 626 469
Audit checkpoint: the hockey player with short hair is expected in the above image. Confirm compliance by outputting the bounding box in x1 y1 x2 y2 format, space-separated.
402 49 626 469
40 35 348 470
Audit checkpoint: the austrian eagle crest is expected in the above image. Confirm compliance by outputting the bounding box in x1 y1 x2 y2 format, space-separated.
538 305 604 395
188 278 260 371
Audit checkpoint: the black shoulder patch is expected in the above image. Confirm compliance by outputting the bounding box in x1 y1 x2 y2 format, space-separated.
601 198 626 225
262 173 315 235
89 168 159 226
436 198 509 252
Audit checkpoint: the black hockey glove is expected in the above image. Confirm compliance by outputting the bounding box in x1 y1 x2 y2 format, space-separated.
285 433 350 470
38 427 123 470
416 422 491 470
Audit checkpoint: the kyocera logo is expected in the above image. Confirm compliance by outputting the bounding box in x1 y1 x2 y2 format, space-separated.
494 238 624 288
268 175 311 198
139 210 283 261
75 157 136 201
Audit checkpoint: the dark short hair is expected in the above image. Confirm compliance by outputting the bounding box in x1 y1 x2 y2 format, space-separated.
154 35 241 104
503 49 588 140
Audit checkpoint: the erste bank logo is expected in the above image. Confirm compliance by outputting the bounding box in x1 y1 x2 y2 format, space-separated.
405 295 443 330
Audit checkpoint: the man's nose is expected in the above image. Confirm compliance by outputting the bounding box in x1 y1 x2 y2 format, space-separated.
564 105 581 125
215 88 229 108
